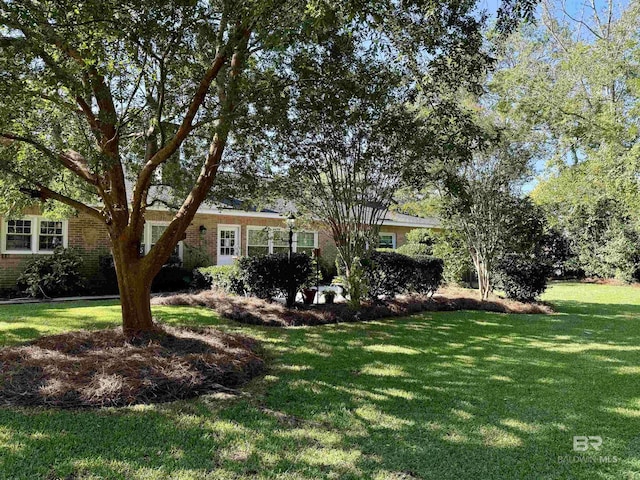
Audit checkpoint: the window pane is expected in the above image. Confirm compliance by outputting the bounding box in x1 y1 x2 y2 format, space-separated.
273 230 289 247
273 246 289 254
248 229 269 246
6 234 31 250
151 224 166 244
247 246 269 256
378 234 394 249
297 232 315 248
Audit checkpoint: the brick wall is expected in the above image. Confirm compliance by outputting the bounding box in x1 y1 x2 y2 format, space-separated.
0 207 421 289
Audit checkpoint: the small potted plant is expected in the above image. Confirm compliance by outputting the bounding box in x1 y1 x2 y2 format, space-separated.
323 290 336 304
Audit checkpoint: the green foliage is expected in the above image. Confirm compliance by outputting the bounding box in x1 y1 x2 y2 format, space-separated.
397 229 435 257
194 265 245 295
493 4 640 282
363 251 443 300
405 229 435 247
431 230 474 286
495 253 551 302
182 244 213 271
17 247 85 298
237 253 313 305
317 243 339 283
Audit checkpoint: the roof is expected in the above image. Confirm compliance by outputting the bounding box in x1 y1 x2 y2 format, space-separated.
137 180 440 229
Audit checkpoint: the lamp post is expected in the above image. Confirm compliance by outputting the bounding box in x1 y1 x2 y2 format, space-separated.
286 212 296 260
285 212 296 307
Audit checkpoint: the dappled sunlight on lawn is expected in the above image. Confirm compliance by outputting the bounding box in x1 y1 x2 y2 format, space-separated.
0 282 639 478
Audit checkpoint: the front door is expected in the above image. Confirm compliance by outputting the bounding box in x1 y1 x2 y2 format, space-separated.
217 226 240 265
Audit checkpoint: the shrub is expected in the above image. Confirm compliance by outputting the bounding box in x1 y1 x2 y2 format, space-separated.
237 253 313 305
363 251 443 300
151 265 193 293
405 228 435 250
318 243 339 282
17 247 85 298
97 255 192 294
396 242 432 257
193 265 245 294
495 253 551 302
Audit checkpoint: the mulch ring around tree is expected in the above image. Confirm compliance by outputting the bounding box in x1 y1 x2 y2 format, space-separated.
0 325 264 409
152 288 553 328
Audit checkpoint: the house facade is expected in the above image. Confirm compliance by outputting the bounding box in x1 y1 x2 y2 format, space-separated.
0 205 439 290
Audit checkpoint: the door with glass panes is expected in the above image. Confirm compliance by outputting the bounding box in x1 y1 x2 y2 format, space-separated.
217 226 240 265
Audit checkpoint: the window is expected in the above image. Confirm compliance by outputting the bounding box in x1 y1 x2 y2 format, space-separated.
2 217 68 254
6 219 33 251
38 221 64 251
247 228 269 256
297 231 316 255
378 233 396 249
141 223 182 258
246 227 317 256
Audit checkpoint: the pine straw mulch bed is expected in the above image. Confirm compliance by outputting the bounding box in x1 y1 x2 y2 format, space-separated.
0 325 264 409
151 288 553 328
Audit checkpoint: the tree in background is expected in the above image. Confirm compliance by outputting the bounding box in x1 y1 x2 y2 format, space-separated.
492 0 640 281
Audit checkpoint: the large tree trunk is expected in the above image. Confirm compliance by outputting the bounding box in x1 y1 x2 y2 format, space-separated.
111 239 155 335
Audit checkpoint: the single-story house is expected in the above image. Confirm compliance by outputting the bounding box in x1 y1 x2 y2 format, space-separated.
0 201 439 290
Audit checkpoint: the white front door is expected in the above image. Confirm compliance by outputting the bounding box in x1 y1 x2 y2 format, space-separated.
217 226 240 265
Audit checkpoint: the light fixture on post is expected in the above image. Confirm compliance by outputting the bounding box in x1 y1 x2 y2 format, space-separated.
285 212 296 259
285 212 296 308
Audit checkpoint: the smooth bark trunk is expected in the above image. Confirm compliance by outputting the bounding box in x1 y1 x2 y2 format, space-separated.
112 240 155 335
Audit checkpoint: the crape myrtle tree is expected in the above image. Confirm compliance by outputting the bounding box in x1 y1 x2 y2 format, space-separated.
0 0 536 333
280 36 426 307
439 118 540 300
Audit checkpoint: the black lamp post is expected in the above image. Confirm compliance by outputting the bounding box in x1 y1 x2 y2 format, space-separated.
285 212 296 307
286 212 296 259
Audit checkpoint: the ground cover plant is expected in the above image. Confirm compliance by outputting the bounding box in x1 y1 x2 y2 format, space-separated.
0 282 636 479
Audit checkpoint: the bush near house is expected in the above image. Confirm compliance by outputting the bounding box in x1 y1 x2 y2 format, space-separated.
193 265 245 294
96 254 192 294
237 253 314 303
363 251 443 300
16 247 86 298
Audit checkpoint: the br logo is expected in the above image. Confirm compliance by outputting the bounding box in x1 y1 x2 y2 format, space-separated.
573 436 603 452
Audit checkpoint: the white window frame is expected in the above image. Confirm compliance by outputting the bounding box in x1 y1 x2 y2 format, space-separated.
217 224 242 259
378 232 397 249
142 221 183 259
1 216 69 255
246 226 318 255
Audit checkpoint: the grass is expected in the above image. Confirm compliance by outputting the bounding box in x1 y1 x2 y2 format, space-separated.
0 281 638 479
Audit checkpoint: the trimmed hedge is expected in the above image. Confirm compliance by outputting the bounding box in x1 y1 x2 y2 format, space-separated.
193 265 245 294
363 251 443 300
495 253 551 302
237 253 313 304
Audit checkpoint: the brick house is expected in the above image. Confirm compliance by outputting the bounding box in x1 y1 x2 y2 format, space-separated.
0 203 439 290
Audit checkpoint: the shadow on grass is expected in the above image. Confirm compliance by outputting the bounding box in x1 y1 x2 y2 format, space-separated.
1 292 640 478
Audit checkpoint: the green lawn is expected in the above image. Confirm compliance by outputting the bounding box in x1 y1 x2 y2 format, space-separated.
1 282 639 479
